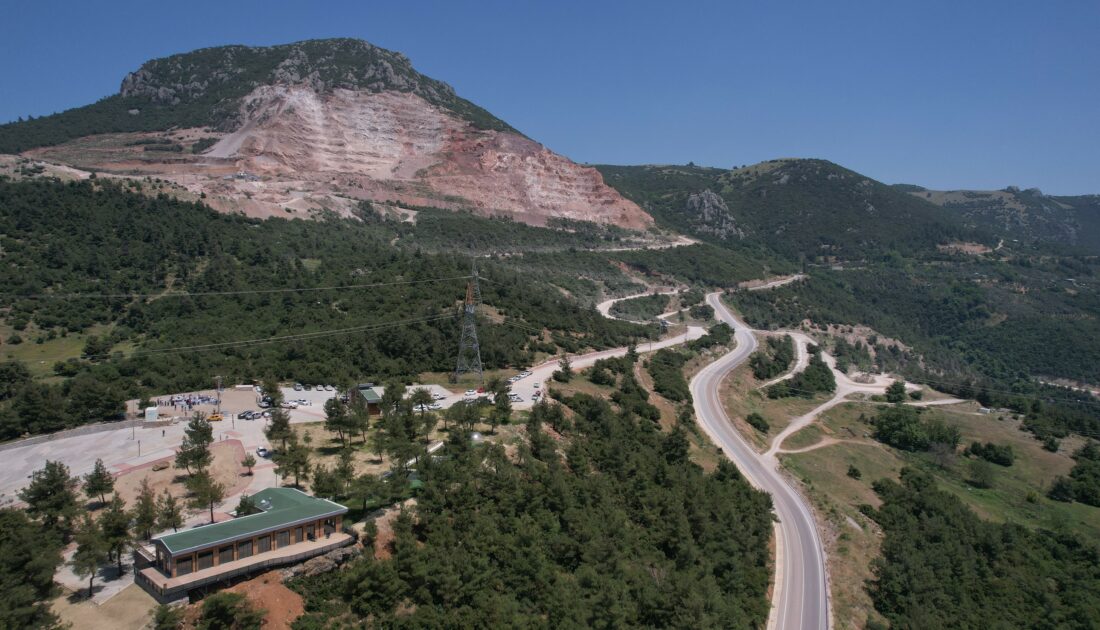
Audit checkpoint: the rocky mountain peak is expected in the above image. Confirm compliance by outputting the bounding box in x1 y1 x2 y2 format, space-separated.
684 189 744 239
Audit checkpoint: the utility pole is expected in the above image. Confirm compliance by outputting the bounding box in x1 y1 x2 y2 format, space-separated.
453 265 484 384
214 375 223 414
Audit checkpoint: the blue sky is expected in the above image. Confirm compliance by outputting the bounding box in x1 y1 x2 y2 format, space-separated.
2 1 1098 193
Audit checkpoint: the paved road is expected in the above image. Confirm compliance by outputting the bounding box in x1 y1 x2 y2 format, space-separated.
744 273 807 291
510 323 705 409
690 292 829 630
595 288 681 320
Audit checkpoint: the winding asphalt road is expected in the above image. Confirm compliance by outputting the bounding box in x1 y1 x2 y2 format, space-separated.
691 292 829 630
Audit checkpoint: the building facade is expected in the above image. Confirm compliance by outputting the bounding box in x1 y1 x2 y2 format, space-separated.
136 487 350 601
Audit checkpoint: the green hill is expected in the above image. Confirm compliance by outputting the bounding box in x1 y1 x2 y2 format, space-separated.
598 159 986 261
0 38 517 154
903 185 1100 254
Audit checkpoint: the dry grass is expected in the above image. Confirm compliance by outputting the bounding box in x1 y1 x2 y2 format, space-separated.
111 441 247 512
51 584 157 630
719 363 825 451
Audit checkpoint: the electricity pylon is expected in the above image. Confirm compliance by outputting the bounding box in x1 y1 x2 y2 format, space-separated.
453 266 484 383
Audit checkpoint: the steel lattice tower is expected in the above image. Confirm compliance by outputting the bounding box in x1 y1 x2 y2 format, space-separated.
453 267 484 383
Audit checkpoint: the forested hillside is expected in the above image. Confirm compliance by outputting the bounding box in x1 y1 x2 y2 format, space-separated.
598 159 983 260
902 184 1100 254
868 468 1100 628
0 177 655 439
291 395 774 628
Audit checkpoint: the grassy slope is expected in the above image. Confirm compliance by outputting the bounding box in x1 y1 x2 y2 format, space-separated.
780 402 1100 629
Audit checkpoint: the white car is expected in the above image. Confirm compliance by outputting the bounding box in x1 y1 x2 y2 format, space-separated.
325 385 335 391
429 403 443 410
509 394 522 403
280 401 298 409
414 404 430 413
432 392 447 401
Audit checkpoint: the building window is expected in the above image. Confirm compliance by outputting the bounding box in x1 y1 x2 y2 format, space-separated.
197 551 214 570
176 556 192 576
257 535 271 553
238 540 253 559
276 530 290 548
219 545 235 564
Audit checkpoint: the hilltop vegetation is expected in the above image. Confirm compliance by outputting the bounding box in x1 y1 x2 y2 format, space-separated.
903 184 1100 254
291 394 773 628
599 160 982 260
609 293 670 322
0 38 517 154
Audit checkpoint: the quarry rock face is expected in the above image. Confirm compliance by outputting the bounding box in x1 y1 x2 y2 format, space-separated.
202 85 651 228
28 38 652 228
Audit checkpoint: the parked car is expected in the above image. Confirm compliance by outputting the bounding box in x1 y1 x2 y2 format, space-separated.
293 383 303 391
281 401 297 409
509 394 522 403
429 403 443 410
239 411 255 420
258 400 270 409
256 447 270 458
324 385 335 392
432 392 447 401
303 384 312 391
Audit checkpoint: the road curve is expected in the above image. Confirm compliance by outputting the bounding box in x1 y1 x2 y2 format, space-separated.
690 292 829 630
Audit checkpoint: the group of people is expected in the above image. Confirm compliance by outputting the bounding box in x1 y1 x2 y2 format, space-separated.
153 393 219 412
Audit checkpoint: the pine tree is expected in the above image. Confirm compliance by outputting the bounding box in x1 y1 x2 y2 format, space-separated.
886 380 907 404
335 448 356 494
175 413 213 475
156 490 184 532
187 470 225 523
100 494 132 576
490 392 511 434
410 388 434 444
132 478 158 540
83 458 115 506
18 460 79 535
71 513 107 599
265 408 292 451
324 397 353 447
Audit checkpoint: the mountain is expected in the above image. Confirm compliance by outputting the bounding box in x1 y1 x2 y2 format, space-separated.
598 159 983 261
0 39 652 229
897 184 1100 253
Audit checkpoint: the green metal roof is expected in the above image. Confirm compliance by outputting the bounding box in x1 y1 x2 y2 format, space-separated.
358 386 382 403
154 487 346 556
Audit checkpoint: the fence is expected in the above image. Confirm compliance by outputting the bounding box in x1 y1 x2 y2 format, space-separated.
135 536 354 603
0 418 142 452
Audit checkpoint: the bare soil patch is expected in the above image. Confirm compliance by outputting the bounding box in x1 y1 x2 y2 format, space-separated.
111 441 246 510
225 571 304 630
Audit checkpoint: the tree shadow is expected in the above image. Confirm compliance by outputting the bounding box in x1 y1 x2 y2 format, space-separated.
67 583 105 603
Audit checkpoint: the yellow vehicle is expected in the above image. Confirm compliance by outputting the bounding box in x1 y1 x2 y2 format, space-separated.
208 412 224 422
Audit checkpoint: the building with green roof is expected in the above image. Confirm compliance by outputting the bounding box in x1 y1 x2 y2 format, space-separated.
136 488 349 601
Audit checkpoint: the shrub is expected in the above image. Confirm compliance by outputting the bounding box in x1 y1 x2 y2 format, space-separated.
746 412 769 433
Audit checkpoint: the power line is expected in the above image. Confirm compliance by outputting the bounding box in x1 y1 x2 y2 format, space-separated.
20 312 456 363
2 275 473 300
